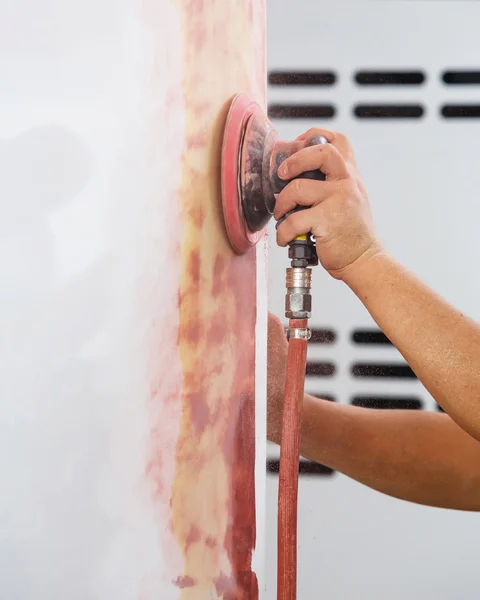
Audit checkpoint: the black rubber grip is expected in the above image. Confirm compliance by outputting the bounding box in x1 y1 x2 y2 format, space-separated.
275 206 308 230
275 136 328 230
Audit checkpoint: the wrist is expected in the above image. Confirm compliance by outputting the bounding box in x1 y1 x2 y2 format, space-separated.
338 247 395 292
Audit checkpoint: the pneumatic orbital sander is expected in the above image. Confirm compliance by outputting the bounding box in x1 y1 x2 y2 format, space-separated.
221 92 328 600
221 92 327 322
221 92 327 258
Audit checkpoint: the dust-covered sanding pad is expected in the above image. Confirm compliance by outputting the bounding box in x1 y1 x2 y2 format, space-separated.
221 93 269 255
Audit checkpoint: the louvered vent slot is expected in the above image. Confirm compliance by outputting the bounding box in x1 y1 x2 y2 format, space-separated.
306 362 336 377
354 105 424 119
352 396 423 410
442 71 480 85
355 70 425 85
352 363 417 379
441 105 480 118
352 329 392 345
268 105 336 119
269 71 336 86
310 328 336 344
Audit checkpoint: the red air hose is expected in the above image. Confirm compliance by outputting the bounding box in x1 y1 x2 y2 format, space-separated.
277 317 308 600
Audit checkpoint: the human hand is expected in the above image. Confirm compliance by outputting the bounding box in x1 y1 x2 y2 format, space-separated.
274 128 383 280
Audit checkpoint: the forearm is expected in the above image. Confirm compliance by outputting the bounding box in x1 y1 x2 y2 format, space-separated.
344 252 480 440
298 395 480 510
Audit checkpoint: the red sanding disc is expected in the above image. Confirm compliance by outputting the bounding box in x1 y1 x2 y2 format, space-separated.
221 93 267 255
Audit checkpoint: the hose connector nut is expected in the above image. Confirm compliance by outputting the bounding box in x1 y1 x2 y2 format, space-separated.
285 292 312 319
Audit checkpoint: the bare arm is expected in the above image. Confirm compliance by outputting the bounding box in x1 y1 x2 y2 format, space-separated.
300 395 480 511
274 127 480 441
343 252 480 441
270 127 480 509
268 314 480 511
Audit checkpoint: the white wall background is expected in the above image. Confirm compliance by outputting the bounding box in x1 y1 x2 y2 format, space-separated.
267 2 480 599
0 1 189 597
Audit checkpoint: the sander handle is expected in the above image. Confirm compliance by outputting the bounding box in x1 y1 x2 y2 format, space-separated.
273 135 329 268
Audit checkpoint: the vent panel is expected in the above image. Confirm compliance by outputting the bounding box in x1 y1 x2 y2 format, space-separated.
266 64 459 479
268 67 480 121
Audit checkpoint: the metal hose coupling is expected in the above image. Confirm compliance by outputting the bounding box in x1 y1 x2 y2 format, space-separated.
286 327 312 341
285 267 312 320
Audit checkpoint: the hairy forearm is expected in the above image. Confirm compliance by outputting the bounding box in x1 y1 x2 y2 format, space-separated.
299 395 480 510
344 252 480 440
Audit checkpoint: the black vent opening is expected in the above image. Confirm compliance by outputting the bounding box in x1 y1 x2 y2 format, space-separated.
268 104 336 119
352 396 423 410
306 362 336 377
355 70 425 86
441 105 480 118
269 71 337 86
310 328 336 344
442 71 480 85
354 105 424 119
352 329 392 345
352 363 417 379
267 458 334 477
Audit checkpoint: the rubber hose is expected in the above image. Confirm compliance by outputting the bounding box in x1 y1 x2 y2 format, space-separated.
277 317 308 600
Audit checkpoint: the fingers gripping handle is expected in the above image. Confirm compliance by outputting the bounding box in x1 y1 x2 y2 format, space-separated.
274 135 328 231
273 135 328 267
271 135 328 194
